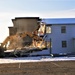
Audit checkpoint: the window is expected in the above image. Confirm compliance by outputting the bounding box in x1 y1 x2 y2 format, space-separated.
62 41 67 48
61 26 66 33
46 26 51 33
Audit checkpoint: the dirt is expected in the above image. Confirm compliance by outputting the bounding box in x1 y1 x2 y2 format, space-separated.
0 61 75 75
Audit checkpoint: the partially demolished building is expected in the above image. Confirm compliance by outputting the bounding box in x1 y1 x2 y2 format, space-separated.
2 17 47 52
1 17 75 57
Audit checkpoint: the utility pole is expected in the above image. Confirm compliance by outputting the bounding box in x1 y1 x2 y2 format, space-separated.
50 38 52 55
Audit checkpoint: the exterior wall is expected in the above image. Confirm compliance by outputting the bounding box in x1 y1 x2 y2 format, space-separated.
12 19 39 34
46 24 75 54
8 27 17 36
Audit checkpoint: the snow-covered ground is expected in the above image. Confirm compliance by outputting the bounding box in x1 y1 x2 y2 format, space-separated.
0 56 75 64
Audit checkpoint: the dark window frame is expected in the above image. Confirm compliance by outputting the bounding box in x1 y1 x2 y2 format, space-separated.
61 26 66 33
62 41 67 48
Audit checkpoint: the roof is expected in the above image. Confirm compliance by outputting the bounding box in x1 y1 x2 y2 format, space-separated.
15 17 41 20
42 18 75 24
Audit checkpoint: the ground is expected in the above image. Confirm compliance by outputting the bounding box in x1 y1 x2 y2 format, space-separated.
0 61 75 75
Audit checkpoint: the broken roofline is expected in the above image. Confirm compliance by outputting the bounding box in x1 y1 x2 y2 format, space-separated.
12 17 42 21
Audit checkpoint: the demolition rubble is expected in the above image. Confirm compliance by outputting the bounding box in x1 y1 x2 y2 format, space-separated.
0 17 48 57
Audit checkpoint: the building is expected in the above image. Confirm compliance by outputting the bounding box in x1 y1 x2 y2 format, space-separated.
8 17 75 54
42 18 75 54
8 17 41 35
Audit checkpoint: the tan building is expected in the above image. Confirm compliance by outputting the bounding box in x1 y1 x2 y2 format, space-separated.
9 17 41 36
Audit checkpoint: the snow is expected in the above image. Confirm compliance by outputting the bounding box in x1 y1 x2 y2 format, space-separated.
30 49 50 55
0 56 75 64
4 49 14 52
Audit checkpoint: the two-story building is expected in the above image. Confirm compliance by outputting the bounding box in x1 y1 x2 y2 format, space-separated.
42 18 75 54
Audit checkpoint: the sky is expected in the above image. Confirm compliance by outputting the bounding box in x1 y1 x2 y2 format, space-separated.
0 0 75 42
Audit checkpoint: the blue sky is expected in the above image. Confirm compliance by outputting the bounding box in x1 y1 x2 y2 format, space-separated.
0 0 75 12
0 0 75 42
0 0 75 13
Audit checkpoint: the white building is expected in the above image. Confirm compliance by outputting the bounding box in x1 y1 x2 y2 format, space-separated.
41 18 75 54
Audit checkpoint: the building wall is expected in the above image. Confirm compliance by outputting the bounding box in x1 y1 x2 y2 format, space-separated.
46 24 75 54
8 27 17 36
12 19 39 34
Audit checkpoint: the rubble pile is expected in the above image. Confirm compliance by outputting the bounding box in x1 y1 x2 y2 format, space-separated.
2 32 46 50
